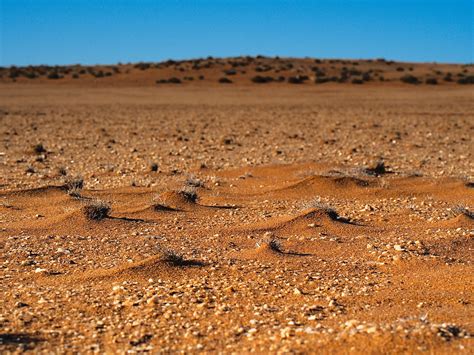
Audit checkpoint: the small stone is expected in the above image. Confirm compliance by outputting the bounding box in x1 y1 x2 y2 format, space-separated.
366 326 377 334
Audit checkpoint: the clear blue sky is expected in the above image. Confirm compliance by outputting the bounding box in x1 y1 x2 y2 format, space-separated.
0 0 472 66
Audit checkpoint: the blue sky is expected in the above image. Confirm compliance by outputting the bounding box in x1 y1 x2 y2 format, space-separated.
0 0 472 66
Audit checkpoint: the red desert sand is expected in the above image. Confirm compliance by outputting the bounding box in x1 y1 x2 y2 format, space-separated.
0 57 473 353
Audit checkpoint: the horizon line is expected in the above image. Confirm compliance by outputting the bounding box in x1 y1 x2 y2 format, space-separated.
2 55 473 68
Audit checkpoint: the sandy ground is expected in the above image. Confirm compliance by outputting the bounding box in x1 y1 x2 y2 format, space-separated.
0 70 473 353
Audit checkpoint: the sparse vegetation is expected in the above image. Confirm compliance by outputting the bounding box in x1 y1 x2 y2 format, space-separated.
304 199 339 220
161 249 187 266
150 163 159 172
33 143 46 154
47 72 62 79
457 75 474 84
185 175 204 188
64 176 84 191
425 78 438 85
268 238 283 252
63 176 84 197
25 166 35 174
452 205 473 219
83 200 111 220
224 69 237 75
251 75 274 83
179 185 198 202
288 76 306 84
400 75 420 84
57 167 67 176
218 77 233 84
255 234 283 253
365 160 387 176
443 73 453 82
157 77 182 84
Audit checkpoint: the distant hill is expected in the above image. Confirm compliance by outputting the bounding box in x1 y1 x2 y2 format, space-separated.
1 56 473 86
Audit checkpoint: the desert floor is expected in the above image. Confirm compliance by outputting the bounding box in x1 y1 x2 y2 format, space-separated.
0 81 473 353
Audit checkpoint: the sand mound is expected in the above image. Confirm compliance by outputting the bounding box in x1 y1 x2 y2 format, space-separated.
237 240 312 261
236 243 288 261
267 175 374 199
437 214 474 228
0 185 66 197
79 254 205 282
243 208 360 237
157 191 199 210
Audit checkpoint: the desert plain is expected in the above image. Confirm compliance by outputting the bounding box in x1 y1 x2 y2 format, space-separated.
0 57 473 353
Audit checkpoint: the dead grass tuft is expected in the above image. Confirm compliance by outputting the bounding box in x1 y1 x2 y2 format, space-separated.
83 200 111 220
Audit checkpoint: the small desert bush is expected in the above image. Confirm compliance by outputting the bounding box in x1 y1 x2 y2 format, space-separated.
315 77 331 84
304 199 339 220
218 77 233 84
223 69 237 75
457 75 474 84
64 176 84 190
452 205 473 219
47 72 62 79
150 163 159 172
365 160 387 175
425 78 438 85
33 143 46 154
443 73 453 82
161 249 187 266
256 234 283 252
83 200 111 220
179 186 198 203
167 77 182 84
268 238 282 252
288 76 304 84
400 74 420 84
25 166 35 174
362 72 371 81
57 167 67 176
64 176 84 197
251 75 273 83
185 175 204 188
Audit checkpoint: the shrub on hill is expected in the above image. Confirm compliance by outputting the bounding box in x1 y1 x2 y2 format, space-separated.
457 76 474 84
218 77 233 84
83 200 111 220
223 69 237 75
251 75 273 83
362 72 371 81
400 75 420 84
288 75 308 84
443 73 453 82
47 72 62 79
167 77 182 84
351 78 364 84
